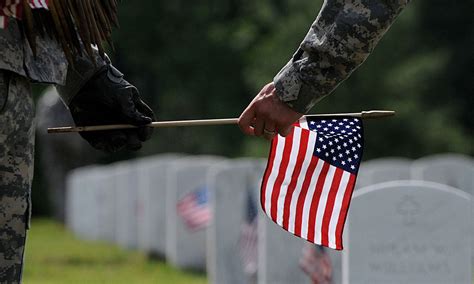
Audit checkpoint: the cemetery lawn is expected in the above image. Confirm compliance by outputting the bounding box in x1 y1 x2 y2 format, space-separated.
23 219 207 284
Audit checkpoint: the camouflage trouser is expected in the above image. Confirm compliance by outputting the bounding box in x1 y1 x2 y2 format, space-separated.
0 71 34 283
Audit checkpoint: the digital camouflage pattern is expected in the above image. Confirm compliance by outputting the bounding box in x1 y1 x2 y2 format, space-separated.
0 19 67 85
0 17 106 103
0 18 106 284
0 71 34 283
274 0 411 113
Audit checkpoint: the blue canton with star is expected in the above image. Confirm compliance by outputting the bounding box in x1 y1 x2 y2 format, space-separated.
307 117 364 174
195 186 209 206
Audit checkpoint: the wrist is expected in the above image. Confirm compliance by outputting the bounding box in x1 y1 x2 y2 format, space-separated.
57 52 110 106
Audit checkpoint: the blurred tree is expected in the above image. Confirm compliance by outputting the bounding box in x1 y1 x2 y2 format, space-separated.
109 0 472 159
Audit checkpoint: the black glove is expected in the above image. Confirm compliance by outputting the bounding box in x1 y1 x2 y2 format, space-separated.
69 64 155 152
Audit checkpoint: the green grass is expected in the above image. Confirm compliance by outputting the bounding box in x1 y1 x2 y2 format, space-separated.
23 219 207 284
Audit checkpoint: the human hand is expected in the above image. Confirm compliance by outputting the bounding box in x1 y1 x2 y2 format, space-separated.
68 65 155 152
238 82 303 140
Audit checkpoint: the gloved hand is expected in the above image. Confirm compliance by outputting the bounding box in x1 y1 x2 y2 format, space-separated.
68 64 155 152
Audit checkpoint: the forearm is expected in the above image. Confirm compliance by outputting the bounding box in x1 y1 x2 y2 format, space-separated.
274 0 410 113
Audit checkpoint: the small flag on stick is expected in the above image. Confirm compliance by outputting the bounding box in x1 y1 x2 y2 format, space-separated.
261 116 364 250
177 187 212 231
238 191 258 276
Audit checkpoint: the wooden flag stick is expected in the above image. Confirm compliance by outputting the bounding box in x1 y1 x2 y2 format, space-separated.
47 110 395 134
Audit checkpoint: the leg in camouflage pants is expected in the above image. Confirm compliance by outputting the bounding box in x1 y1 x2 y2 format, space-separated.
0 71 34 283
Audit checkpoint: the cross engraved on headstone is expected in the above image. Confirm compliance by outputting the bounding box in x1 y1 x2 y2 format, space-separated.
396 195 421 226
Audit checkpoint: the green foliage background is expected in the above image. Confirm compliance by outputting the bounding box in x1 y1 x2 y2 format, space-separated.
106 0 472 160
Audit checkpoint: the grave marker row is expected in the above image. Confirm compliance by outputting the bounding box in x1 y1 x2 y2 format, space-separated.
65 154 473 284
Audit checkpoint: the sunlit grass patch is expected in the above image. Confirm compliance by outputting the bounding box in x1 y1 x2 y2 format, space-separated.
23 219 207 284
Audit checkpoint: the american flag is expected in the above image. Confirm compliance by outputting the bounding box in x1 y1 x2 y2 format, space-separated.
238 191 258 276
299 244 333 284
0 0 49 29
177 186 212 231
261 116 364 250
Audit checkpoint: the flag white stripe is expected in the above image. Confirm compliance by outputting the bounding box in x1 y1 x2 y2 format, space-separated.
3 0 12 17
276 127 301 226
327 171 350 248
299 117 308 130
264 136 285 215
300 157 325 239
179 206 208 216
314 165 337 244
186 211 211 221
30 0 47 9
288 130 317 234
184 211 211 222
0 16 5 29
3 0 20 17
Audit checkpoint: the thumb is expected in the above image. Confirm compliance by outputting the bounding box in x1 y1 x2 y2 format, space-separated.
118 87 152 126
238 105 257 136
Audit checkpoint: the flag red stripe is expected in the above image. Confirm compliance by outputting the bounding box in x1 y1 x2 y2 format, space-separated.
307 162 330 242
320 168 344 247
16 1 21 18
270 130 294 221
282 129 309 230
335 174 356 249
294 155 318 236
261 138 278 214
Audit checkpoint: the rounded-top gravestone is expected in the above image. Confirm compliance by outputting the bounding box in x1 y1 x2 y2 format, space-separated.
411 153 473 194
342 181 471 284
165 156 225 271
356 158 412 189
207 159 265 284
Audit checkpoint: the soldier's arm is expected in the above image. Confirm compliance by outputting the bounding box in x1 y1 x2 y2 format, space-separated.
274 0 411 113
239 0 410 138
56 49 155 153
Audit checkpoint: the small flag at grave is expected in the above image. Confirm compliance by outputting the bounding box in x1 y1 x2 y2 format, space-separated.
177 186 212 231
238 191 258 276
261 116 364 250
299 244 333 283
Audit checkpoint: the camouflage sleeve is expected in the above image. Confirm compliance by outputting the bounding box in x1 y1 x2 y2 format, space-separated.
56 47 110 105
273 0 411 113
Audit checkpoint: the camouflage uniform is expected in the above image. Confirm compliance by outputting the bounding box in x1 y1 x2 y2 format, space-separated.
0 19 104 283
274 0 411 113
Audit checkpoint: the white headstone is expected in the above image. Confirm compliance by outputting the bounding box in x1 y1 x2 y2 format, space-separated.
323 157 413 284
411 154 474 194
136 154 184 257
412 153 474 263
94 166 117 242
258 211 310 284
166 156 224 271
356 158 412 189
342 181 471 284
207 159 265 284
114 162 140 249
66 166 102 240
66 167 85 237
